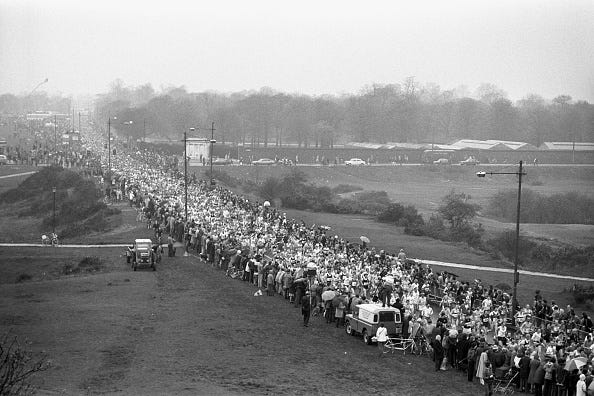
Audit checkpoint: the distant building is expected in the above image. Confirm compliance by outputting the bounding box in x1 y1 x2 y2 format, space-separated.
186 137 211 165
539 142 594 151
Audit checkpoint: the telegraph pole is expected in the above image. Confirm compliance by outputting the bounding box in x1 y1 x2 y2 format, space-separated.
184 129 188 222
54 115 57 156
476 161 526 328
209 122 216 187
108 118 111 178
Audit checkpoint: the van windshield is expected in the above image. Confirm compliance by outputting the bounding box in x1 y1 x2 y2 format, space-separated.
378 312 395 322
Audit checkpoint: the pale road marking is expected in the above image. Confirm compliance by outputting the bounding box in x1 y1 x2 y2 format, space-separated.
1 243 591 283
0 171 36 179
418 258 594 283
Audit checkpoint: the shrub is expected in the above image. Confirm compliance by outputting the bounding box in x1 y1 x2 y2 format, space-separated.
0 333 49 395
571 284 594 305
378 203 424 227
78 256 102 272
15 273 32 283
486 189 594 224
332 184 363 194
449 222 484 248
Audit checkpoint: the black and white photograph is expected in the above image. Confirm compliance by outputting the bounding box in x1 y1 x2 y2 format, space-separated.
1 0 593 394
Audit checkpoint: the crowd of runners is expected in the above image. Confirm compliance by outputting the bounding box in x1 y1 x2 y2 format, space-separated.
85 126 594 396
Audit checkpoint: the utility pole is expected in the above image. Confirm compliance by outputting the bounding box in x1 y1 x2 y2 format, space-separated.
209 122 216 187
184 129 188 222
143 119 146 143
512 160 524 328
52 187 57 235
108 118 111 179
476 161 526 328
54 115 57 156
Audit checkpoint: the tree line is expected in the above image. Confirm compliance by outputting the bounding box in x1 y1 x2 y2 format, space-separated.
2 78 593 146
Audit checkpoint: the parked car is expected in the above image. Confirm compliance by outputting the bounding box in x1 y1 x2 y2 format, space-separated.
131 238 156 271
0 154 7 165
345 304 402 344
345 158 366 166
209 157 232 165
433 158 450 165
252 158 275 165
460 156 480 166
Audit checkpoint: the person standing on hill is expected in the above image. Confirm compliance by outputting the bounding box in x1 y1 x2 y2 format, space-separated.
301 292 311 327
376 323 388 356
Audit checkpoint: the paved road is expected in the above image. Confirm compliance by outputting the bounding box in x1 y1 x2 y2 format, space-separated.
0 171 37 179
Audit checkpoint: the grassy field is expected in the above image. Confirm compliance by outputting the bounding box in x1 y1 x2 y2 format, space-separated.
197 164 594 246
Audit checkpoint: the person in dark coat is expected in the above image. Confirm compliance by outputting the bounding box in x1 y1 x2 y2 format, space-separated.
533 360 545 396
301 292 311 327
467 341 478 382
432 335 445 371
402 315 411 339
519 350 532 392
457 334 470 372
528 354 541 393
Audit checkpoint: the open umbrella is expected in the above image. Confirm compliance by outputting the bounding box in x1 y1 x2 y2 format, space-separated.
322 290 337 301
564 356 587 371
360 236 370 244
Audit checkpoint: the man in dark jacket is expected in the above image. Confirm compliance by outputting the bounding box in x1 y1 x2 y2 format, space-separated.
301 292 311 327
432 335 445 371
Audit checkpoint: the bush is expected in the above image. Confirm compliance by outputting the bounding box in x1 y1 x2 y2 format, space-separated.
378 203 424 227
78 256 103 271
486 189 594 224
571 284 594 305
449 222 484 248
332 184 363 194
0 333 49 395
15 273 32 283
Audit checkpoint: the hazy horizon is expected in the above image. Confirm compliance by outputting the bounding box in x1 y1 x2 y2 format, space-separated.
1 0 593 102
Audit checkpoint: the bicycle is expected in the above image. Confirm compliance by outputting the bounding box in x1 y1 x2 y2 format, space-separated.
383 337 418 355
411 335 433 357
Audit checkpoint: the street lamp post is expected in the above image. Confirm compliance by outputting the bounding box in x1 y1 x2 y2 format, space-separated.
52 186 57 235
209 122 216 187
477 161 525 328
108 118 111 178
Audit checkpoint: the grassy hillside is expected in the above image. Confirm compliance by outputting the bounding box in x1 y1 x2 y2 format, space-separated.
0 166 120 240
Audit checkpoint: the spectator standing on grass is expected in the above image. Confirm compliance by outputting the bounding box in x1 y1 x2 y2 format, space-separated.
301 291 311 327
433 335 445 371
576 374 587 396
482 361 495 396
376 322 388 356
266 270 274 296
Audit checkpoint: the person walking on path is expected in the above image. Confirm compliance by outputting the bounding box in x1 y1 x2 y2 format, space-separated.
376 323 388 356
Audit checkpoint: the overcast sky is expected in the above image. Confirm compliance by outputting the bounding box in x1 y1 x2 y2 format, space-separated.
1 0 593 102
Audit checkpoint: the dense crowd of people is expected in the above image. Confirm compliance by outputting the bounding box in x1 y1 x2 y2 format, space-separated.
84 126 594 396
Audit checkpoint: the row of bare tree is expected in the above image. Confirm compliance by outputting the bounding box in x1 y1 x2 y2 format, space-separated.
2 78 593 146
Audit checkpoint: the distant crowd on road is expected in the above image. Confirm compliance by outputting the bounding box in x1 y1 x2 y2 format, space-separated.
86 126 594 396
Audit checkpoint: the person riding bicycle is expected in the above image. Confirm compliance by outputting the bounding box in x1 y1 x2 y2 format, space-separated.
51 232 59 246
